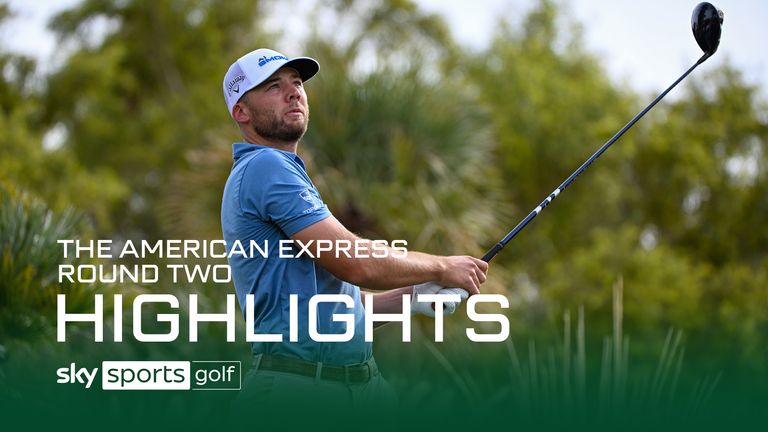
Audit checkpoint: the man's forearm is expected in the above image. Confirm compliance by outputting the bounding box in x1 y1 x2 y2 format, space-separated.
292 216 486 293
350 248 445 290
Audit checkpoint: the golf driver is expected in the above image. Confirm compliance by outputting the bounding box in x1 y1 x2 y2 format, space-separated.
481 2 724 263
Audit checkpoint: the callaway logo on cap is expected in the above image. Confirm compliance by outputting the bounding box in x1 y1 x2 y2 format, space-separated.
222 48 320 117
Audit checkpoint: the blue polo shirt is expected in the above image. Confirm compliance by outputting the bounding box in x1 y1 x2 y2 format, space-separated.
221 143 372 366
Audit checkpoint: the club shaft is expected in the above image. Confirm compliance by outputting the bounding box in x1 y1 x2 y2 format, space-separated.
481 53 710 263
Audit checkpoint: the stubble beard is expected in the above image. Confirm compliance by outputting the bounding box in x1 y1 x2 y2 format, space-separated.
247 103 309 143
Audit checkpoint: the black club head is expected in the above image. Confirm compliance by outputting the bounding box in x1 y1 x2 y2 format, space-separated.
692 2 724 56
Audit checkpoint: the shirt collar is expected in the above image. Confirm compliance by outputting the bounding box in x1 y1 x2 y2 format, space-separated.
231 142 305 167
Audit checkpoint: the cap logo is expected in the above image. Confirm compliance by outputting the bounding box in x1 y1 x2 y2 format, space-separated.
257 55 288 67
227 75 245 96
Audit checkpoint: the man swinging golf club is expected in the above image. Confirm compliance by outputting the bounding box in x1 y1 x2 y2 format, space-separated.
221 48 488 412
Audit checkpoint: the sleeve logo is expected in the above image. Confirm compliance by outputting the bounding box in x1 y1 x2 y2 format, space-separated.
299 189 323 214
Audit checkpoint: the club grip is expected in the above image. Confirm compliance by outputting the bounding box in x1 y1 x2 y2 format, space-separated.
481 243 504 262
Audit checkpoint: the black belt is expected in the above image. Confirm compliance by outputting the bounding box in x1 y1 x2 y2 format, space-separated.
252 354 378 384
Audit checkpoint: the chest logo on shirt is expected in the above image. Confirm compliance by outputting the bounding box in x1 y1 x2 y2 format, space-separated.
300 189 323 214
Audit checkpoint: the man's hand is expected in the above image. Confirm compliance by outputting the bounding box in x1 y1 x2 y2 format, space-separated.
411 282 470 317
436 256 489 295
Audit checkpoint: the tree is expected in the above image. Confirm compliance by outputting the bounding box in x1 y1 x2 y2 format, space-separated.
41 0 272 238
0 4 126 229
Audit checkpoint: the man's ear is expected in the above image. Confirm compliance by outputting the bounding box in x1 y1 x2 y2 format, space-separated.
232 102 250 124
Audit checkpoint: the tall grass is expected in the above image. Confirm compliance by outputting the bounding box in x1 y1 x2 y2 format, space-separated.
425 277 722 421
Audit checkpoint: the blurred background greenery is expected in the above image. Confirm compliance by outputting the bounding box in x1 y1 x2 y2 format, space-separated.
0 0 766 425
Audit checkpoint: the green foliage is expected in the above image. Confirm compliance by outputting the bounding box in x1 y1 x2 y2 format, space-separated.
628 66 768 266
549 227 715 335
303 44 507 255
0 186 100 342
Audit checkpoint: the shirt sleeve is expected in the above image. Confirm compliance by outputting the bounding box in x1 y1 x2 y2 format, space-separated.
239 150 331 236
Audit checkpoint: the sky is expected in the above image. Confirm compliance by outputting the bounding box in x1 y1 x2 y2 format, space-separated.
2 0 767 96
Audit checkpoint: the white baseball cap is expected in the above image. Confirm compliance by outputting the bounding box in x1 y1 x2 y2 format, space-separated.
222 48 320 116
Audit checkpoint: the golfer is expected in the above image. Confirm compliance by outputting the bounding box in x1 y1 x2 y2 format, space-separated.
221 48 488 412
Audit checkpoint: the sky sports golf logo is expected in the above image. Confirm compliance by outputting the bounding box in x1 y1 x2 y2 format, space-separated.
56 360 241 390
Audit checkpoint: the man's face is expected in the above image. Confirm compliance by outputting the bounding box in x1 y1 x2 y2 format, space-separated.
240 67 309 143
